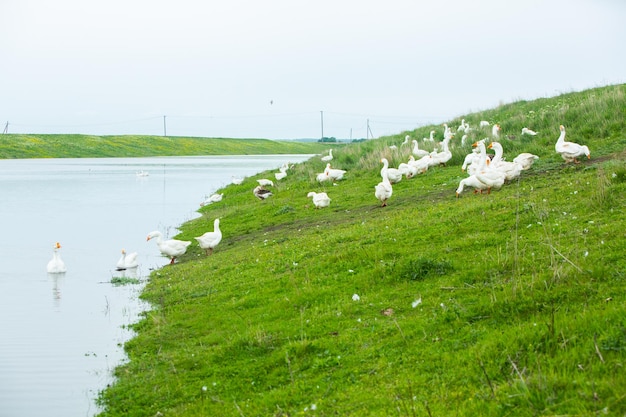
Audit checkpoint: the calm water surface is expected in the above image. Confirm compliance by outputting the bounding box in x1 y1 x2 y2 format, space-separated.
0 155 311 417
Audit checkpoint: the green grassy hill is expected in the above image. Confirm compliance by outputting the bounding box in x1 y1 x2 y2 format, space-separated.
0 134 329 159
97 84 626 416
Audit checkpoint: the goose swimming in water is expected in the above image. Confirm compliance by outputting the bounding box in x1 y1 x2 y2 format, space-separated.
116 249 138 271
47 242 67 273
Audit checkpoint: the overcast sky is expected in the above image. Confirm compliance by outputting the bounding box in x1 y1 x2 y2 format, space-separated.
1 0 624 139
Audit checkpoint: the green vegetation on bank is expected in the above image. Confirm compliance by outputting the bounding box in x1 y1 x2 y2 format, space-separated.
97 84 626 416
0 134 330 159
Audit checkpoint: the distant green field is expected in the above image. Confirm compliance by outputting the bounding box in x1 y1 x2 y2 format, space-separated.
0 134 332 159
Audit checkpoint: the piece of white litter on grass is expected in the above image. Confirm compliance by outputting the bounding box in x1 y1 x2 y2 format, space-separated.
412 298 422 308
352 294 360 301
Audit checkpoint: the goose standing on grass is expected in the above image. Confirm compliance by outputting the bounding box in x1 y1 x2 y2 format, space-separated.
307 191 331 208
521 127 538 136
253 186 273 199
274 167 288 181
462 146 481 172
492 124 501 139
231 175 244 185
324 163 346 182
200 193 223 206
47 242 67 273
116 249 138 271
380 158 403 184
316 171 331 183
408 154 431 176
321 149 333 162
488 142 522 182
411 140 429 158
555 125 590 163
480 120 490 128
513 152 539 170
457 142 490 197
195 218 222 256
257 179 274 187
474 141 505 193
401 135 410 147
146 231 191 265
456 174 490 197
423 130 436 142
375 161 393 207
431 137 452 166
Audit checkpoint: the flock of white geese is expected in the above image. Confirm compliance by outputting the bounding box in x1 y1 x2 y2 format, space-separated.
376 123 590 203
46 124 590 272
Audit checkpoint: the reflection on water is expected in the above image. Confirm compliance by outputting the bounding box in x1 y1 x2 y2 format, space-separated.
0 155 311 417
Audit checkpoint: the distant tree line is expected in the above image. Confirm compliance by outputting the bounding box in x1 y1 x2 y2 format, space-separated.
318 136 367 143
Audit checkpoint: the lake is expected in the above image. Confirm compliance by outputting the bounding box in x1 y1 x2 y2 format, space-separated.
0 154 312 417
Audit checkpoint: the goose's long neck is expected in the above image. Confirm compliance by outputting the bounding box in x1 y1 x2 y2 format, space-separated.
556 129 565 146
491 144 503 164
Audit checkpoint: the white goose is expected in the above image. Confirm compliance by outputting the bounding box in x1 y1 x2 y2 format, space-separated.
324 163 346 182
195 218 222 256
374 164 393 207
408 154 431 176
316 171 331 183
411 140 429 158
431 137 452 166
47 242 67 273
307 191 331 208
253 186 273 199
380 158 403 184
401 135 410 146
492 124 501 138
488 142 522 182
513 153 539 170
116 249 139 270
555 125 590 163
200 193 223 206
457 141 490 197
457 119 468 132
146 231 191 264
423 130 436 142
474 141 505 193
321 149 333 162
456 174 490 197
231 175 244 185
461 146 481 172
521 127 538 136
257 179 274 187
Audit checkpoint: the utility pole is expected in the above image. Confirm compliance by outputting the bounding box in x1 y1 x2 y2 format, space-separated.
2 121 8 134
163 115 167 137
366 119 370 139
320 111 324 141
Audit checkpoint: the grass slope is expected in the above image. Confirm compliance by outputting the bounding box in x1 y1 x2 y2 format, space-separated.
0 134 330 159
97 84 626 416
